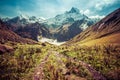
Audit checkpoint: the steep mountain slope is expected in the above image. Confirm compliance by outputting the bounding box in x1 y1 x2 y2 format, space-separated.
67 8 120 46
55 18 94 41
4 16 50 41
15 22 51 41
0 19 37 44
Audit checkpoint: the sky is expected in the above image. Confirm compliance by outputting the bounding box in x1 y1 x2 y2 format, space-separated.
0 0 120 18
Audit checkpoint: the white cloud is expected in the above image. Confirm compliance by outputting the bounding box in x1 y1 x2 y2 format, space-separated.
84 9 90 15
95 4 103 10
80 10 84 14
90 15 105 19
95 0 116 10
80 9 90 16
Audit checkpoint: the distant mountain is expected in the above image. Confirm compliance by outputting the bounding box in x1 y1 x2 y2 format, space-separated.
7 14 45 24
67 8 120 46
3 15 50 41
0 19 37 44
55 18 94 41
42 7 98 41
15 22 51 41
44 7 93 29
4 15 45 30
1 17 10 22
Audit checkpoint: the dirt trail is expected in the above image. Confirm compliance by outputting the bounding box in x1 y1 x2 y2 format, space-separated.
33 51 51 80
48 51 85 80
33 50 84 80
33 50 106 80
33 50 66 80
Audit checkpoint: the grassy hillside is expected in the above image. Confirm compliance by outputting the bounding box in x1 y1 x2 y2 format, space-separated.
74 32 120 47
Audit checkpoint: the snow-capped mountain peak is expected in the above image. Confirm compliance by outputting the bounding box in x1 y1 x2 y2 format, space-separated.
19 14 29 20
1 17 10 22
4 14 46 25
18 14 46 23
68 7 80 14
44 7 89 28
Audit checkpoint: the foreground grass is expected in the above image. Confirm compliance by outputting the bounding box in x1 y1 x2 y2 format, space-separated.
60 45 120 80
0 42 120 80
0 42 52 80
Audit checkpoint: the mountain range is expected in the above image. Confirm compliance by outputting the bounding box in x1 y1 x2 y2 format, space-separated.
2 7 100 42
1 7 119 45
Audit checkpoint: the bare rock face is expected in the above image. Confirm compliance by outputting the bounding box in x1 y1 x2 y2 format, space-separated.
55 19 93 41
14 22 51 41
